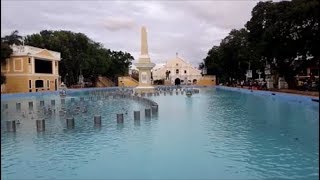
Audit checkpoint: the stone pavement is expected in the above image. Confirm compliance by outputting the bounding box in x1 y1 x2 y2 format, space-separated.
236 86 319 98
271 88 319 98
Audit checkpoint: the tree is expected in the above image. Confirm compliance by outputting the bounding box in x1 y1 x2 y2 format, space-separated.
202 28 262 83
246 0 319 88
1 30 19 84
1 42 13 84
24 30 134 86
1 30 23 45
202 0 319 88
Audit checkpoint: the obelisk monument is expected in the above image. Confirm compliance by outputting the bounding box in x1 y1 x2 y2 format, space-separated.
134 26 155 93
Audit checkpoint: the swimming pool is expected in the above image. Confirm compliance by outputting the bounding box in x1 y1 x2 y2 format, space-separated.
1 87 319 179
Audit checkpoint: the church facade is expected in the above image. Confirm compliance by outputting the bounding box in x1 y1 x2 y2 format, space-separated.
152 55 202 85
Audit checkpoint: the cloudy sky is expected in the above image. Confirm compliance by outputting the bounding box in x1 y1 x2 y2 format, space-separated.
1 0 260 66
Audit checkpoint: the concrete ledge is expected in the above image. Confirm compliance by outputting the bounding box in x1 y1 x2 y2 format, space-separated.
1 87 134 101
216 86 319 106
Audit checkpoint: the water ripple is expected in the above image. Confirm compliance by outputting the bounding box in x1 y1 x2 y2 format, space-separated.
1 88 319 179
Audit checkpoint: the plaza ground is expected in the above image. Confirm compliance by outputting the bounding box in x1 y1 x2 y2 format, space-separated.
235 86 319 98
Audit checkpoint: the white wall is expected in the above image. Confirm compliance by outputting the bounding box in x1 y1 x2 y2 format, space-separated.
152 57 202 84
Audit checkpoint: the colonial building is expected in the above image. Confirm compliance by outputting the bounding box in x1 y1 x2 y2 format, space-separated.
152 55 202 85
1 45 61 93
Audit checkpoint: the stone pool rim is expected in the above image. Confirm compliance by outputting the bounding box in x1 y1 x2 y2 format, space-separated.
1 85 318 103
216 85 319 105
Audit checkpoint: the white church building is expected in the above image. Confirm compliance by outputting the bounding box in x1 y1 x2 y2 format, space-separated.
152 55 202 85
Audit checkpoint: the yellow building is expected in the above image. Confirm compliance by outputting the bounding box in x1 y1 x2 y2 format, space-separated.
1 45 61 93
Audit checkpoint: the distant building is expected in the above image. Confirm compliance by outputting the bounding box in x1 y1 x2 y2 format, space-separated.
152 55 202 85
1 45 61 93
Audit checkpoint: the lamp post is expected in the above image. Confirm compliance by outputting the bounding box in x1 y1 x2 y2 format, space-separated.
264 62 273 89
64 73 68 86
246 61 252 81
256 70 262 81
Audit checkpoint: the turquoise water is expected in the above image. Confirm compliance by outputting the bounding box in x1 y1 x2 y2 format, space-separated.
1 88 319 179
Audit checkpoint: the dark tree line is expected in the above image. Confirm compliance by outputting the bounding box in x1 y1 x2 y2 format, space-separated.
201 0 319 88
1 30 22 84
1 30 134 86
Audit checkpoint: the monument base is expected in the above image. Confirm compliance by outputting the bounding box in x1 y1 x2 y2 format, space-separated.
134 86 155 93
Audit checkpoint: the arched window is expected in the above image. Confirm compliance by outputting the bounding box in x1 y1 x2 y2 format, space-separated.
184 70 187 74
193 79 197 84
176 69 179 74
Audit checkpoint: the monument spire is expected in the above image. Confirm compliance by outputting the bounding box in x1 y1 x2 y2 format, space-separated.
141 26 148 55
138 26 151 63
134 26 155 93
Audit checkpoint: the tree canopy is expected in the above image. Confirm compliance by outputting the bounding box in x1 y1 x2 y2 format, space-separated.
1 30 18 84
201 0 319 88
1 30 23 45
1 30 134 86
24 30 134 86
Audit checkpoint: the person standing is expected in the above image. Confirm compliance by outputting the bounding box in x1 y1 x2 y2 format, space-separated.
249 80 253 90
165 70 170 80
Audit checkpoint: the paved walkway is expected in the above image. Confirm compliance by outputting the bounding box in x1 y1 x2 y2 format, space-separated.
235 86 319 98
273 89 319 98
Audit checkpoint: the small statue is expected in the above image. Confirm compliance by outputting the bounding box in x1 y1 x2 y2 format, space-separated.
165 70 170 80
59 82 67 97
186 88 193 97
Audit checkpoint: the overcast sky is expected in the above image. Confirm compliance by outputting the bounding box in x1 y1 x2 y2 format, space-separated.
1 0 260 66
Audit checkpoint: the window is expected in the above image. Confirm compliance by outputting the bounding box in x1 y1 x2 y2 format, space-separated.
35 59 52 74
14 58 23 72
176 63 178 66
184 70 187 74
35 80 44 88
29 80 32 88
28 58 31 64
176 69 179 74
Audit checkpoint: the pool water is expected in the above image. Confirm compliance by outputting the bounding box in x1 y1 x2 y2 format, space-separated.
1 88 319 179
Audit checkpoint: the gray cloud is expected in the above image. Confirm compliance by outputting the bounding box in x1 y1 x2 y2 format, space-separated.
176 1 258 29
1 1 259 66
101 16 137 31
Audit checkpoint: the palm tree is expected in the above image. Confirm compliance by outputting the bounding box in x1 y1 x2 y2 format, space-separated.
1 30 23 45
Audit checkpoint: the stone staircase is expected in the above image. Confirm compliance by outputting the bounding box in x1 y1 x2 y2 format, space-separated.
118 76 139 87
96 76 115 87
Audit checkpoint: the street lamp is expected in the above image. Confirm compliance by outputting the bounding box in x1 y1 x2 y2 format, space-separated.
264 64 271 77
256 70 262 81
64 73 68 85
245 61 252 81
264 62 273 89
